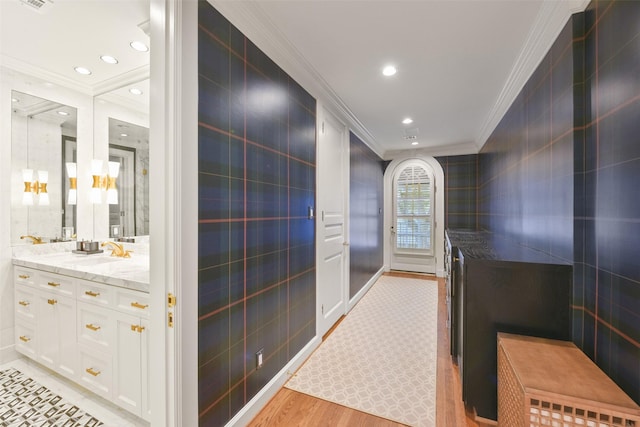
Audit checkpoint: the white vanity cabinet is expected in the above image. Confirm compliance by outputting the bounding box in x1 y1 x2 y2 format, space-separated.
14 266 151 422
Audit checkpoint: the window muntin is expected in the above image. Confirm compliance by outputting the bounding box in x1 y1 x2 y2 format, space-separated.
395 164 432 252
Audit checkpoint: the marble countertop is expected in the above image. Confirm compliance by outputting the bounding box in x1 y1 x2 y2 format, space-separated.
12 242 149 293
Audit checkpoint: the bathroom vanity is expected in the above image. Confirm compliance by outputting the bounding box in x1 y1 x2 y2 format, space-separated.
12 243 150 421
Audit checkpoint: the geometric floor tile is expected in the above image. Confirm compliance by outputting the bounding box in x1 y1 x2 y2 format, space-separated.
286 275 438 426
0 367 104 426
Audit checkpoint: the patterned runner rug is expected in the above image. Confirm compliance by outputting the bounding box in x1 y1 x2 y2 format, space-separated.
285 275 438 426
0 368 104 426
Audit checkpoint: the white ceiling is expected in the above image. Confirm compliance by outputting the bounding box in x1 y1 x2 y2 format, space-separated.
1 0 588 157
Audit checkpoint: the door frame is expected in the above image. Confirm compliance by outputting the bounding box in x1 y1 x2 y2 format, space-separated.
383 156 446 277
315 104 350 338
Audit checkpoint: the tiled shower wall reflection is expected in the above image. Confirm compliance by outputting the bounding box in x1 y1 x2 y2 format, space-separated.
197 2 316 425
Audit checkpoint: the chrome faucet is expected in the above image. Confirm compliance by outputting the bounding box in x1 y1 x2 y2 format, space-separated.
21 235 44 245
101 241 132 258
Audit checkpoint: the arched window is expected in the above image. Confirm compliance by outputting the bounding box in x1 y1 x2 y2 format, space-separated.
394 163 433 253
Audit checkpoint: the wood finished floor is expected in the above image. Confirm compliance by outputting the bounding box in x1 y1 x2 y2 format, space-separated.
248 274 492 427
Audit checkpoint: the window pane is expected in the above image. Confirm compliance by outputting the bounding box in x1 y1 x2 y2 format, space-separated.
395 165 432 251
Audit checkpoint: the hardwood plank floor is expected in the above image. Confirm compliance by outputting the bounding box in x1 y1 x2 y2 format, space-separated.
248 274 493 427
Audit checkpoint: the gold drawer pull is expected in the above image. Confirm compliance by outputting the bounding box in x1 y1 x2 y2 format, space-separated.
18 274 30 279
86 367 101 377
85 291 100 297
130 324 145 333
18 301 30 307
47 281 61 287
131 302 148 310
85 324 101 331
19 336 31 343
47 299 57 305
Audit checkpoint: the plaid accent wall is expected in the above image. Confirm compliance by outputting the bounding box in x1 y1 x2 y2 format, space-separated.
576 0 640 402
197 2 316 425
435 155 478 230
349 132 384 299
474 1 639 404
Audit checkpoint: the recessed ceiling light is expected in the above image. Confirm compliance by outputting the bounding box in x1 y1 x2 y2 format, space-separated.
411 141 419 146
57 111 69 116
100 55 119 64
402 118 413 125
120 133 128 137
382 65 397 76
130 41 149 52
129 88 143 95
11 98 18 103
74 66 92 75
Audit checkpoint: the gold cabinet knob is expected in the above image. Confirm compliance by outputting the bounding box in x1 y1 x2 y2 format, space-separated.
47 281 61 287
47 299 57 305
18 274 30 279
85 324 101 332
85 290 100 297
18 301 30 307
19 336 31 342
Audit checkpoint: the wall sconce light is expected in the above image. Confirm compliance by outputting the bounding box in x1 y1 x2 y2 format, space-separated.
90 159 120 204
66 162 77 205
22 169 49 206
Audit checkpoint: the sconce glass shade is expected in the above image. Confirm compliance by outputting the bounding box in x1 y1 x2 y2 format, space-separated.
68 189 77 205
106 188 118 204
106 161 120 205
66 162 77 179
66 162 77 205
22 191 34 206
22 169 34 205
91 159 103 180
22 168 34 184
90 159 103 204
39 192 50 206
108 161 120 178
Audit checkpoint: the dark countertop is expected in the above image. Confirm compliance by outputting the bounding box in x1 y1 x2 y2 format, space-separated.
446 229 570 265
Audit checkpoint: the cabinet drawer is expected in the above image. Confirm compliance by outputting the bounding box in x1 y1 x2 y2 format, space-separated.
77 303 113 353
15 267 37 288
15 287 37 322
116 289 150 318
77 280 114 309
15 321 36 358
37 271 75 298
78 345 112 401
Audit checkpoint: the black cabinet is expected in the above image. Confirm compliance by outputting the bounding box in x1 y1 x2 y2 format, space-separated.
446 230 572 421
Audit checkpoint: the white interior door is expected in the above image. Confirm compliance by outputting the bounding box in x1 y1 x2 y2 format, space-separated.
317 107 347 337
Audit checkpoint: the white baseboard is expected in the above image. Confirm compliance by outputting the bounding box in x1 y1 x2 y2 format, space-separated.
347 266 384 312
225 335 322 427
0 344 17 365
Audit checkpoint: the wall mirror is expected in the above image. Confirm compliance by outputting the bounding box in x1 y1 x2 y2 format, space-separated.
11 90 78 245
94 78 149 240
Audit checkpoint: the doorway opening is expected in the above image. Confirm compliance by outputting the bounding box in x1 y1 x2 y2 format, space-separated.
384 157 444 275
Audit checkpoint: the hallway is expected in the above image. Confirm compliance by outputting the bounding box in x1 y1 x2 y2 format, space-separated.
248 274 489 426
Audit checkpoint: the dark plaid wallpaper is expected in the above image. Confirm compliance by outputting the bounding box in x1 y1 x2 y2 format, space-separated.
470 0 639 404
435 155 478 230
197 2 316 425
577 0 640 402
349 132 384 299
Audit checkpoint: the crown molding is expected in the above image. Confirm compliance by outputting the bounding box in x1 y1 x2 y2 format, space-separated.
1 55 150 98
475 0 590 151
1 55 94 95
209 0 385 159
384 141 478 161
